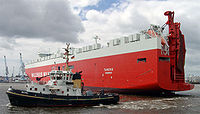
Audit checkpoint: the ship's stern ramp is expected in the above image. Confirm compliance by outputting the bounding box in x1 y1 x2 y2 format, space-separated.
158 11 194 91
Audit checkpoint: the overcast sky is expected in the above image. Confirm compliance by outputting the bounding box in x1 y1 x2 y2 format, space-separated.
0 0 199 76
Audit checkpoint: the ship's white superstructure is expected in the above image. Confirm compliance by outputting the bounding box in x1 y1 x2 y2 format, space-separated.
26 25 167 70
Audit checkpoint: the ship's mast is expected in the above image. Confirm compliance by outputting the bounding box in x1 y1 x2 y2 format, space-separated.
94 35 100 44
3 56 9 81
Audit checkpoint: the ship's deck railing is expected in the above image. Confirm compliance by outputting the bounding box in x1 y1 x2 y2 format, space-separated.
26 53 64 65
75 33 142 55
26 33 147 65
26 25 167 65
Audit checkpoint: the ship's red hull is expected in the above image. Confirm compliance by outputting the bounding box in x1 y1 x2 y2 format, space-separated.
25 49 194 93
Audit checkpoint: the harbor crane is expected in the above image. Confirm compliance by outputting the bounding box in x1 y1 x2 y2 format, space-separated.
3 56 9 81
18 53 26 80
12 66 14 77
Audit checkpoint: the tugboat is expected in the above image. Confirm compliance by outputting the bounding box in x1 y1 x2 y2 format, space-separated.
6 43 119 107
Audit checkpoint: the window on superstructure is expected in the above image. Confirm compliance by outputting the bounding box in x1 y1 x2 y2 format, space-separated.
35 88 37 91
58 66 61 70
159 57 170 62
30 88 32 90
62 65 65 70
69 65 74 69
124 37 129 43
137 58 146 63
43 88 45 91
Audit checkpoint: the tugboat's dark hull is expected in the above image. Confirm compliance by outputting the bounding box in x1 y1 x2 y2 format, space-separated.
6 89 119 107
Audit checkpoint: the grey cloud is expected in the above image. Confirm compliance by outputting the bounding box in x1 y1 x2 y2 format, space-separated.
0 37 16 50
0 0 84 44
178 12 200 74
186 52 200 66
182 17 200 51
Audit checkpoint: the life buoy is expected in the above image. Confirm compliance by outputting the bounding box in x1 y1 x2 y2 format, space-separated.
51 90 56 94
161 45 169 55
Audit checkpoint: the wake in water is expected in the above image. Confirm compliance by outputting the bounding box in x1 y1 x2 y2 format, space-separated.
95 97 193 111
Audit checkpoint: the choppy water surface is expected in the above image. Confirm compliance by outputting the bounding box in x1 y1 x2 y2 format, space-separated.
1 83 200 114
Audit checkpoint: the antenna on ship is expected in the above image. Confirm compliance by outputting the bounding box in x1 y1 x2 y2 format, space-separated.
94 35 100 44
63 43 70 71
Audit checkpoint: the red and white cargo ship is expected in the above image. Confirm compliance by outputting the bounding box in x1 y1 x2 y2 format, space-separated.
25 11 194 94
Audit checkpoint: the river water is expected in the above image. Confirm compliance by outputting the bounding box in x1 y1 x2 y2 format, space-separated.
1 83 200 114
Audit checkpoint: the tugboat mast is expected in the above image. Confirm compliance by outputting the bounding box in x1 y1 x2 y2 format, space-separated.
63 43 70 71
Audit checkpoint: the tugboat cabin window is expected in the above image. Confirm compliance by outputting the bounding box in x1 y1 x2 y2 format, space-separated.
35 88 37 91
57 76 62 80
43 88 45 91
30 88 32 90
137 58 146 63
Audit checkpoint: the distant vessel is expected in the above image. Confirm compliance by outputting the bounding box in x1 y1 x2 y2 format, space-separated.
7 44 119 107
25 11 194 94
